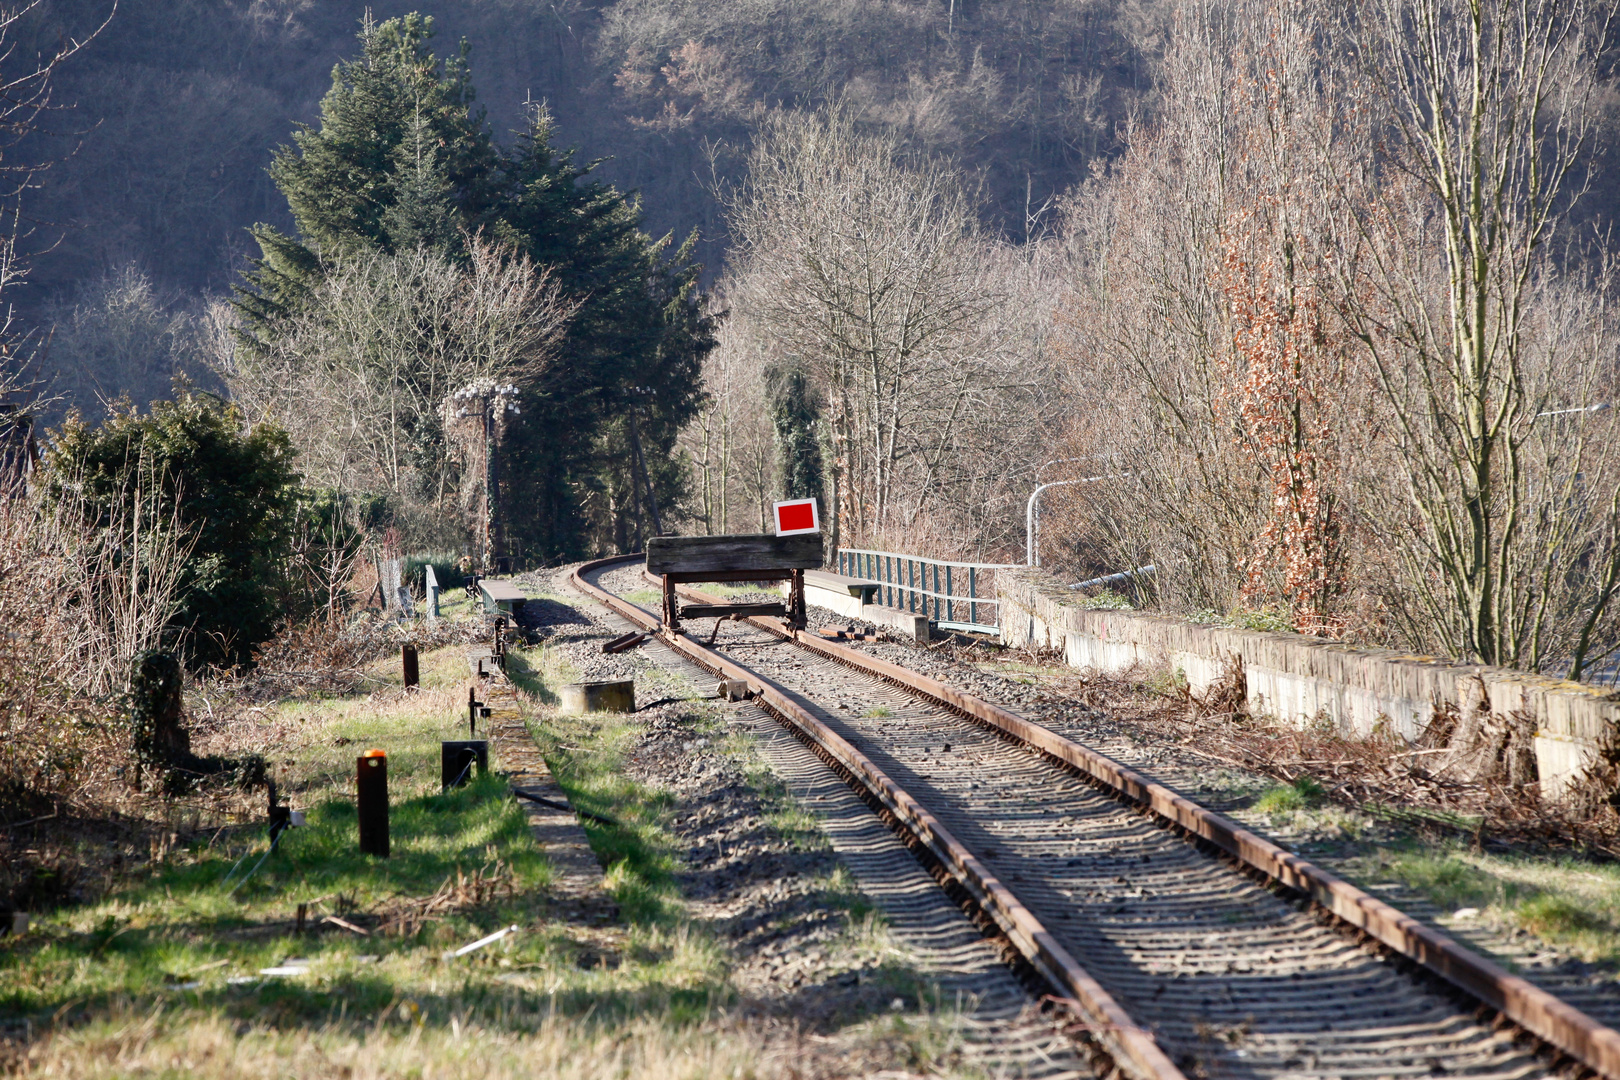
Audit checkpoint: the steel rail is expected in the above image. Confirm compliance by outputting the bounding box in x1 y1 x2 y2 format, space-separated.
651 573 1620 1079
571 553 1184 1080
580 553 1620 1080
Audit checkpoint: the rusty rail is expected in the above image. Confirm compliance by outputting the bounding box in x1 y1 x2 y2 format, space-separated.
575 552 1620 1080
571 553 1183 1080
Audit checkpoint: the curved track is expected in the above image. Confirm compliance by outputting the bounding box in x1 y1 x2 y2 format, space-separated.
572 554 1620 1080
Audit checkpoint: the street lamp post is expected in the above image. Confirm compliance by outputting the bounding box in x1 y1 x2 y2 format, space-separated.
1023 458 1102 568
1024 477 1105 567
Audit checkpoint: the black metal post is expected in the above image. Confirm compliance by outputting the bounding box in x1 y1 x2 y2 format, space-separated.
357 751 389 858
441 740 489 791
402 643 419 689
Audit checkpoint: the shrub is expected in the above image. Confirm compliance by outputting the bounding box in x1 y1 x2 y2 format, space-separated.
404 551 464 593
0 482 181 816
45 388 300 668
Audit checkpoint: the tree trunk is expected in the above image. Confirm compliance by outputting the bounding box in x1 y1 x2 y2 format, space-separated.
129 651 189 790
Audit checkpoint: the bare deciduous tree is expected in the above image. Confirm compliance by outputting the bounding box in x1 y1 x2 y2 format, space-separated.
215 236 575 539
725 107 1058 554
678 298 778 535
1055 0 1344 618
45 266 214 421
1333 0 1620 672
1055 0 1620 682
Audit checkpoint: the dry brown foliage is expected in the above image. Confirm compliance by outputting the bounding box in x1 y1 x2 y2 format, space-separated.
0 476 190 821
1040 662 1620 857
375 860 518 937
204 611 486 707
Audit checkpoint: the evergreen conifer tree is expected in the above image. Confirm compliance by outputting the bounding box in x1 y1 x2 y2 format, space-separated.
382 104 459 255
769 362 824 504
233 14 716 559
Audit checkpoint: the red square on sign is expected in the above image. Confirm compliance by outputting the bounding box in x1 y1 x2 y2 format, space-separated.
774 498 819 535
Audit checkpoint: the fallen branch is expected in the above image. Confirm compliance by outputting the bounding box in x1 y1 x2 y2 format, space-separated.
442 924 519 960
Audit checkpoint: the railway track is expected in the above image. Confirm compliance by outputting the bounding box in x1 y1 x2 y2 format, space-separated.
570 553 1620 1080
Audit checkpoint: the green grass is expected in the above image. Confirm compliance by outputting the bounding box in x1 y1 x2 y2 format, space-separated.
0 640 745 1073
1253 775 1326 816
0 771 545 1015
700 583 783 600
0 641 554 1020
424 584 483 626
1 605 1010 1077
1346 842 1620 963
1183 606 1296 633
1142 665 1190 698
1224 607 1296 633
863 706 893 719
508 640 690 925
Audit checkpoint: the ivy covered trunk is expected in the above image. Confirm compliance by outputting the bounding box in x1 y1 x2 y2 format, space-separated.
129 651 190 791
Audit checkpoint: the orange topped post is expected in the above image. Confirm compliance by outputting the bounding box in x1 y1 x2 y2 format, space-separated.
357 749 389 857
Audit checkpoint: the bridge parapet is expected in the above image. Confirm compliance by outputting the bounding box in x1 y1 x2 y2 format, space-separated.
999 568 1618 802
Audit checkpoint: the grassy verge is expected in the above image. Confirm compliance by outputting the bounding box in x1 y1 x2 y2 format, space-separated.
3 589 1013 1077
1220 772 1620 964
505 631 684 925
0 640 754 1077
1342 841 1620 964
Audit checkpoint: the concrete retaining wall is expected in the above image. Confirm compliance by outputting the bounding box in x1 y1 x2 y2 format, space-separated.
998 569 1618 799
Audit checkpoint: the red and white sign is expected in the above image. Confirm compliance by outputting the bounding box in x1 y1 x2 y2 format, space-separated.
773 498 821 536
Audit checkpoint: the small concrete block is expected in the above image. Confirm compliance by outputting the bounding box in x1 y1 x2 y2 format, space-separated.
716 679 751 701
560 680 635 714
860 603 930 646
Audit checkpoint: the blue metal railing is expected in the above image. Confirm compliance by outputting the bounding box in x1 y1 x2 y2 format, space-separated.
835 547 1020 636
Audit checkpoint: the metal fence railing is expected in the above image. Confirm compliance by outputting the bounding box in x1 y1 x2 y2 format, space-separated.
836 547 1021 636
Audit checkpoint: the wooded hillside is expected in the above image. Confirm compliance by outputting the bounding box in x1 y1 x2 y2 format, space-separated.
18 0 1160 311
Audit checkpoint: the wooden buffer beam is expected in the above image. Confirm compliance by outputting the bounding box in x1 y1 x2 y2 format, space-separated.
646 533 824 634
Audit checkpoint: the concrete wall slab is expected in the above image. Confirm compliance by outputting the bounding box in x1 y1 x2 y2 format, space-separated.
998 569 1616 801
